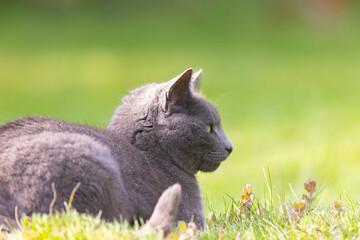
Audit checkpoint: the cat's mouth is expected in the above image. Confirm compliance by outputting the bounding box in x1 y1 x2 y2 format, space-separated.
199 160 223 172
198 151 230 172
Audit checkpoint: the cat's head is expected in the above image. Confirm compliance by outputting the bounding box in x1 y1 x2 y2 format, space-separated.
108 69 232 174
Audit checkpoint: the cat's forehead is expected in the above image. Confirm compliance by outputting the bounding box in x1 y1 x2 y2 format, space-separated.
190 95 220 123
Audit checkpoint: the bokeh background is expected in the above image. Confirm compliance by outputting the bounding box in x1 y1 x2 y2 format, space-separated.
1 0 360 211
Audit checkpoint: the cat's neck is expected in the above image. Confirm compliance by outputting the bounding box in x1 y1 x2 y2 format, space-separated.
117 130 196 177
144 140 197 177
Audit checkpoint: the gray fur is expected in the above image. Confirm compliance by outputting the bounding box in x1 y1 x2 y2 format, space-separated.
0 68 232 230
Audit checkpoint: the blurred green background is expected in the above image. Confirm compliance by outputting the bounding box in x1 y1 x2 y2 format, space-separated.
1 0 360 211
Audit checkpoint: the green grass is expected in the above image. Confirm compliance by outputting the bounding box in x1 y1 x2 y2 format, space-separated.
1 176 359 239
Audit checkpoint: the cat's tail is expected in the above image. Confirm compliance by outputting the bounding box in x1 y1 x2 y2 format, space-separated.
137 183 181 236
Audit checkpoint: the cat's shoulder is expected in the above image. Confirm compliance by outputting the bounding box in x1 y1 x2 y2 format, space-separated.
0 116 49 130
1 116 71 131
0 116 112 145
1 116 57 138
1 116 83 133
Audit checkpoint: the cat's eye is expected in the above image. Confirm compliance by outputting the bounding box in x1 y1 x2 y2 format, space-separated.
206 124 214 133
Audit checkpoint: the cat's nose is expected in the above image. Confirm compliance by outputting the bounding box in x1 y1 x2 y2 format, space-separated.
225 146 233 154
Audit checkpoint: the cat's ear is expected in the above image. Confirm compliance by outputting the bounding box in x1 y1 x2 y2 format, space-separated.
163 68 193 112
191 69 203 90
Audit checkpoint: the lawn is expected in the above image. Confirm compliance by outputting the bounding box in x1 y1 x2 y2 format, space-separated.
1 0 360 238
1 177 359 239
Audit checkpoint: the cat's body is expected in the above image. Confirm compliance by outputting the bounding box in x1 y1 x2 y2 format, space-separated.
0 69 232 230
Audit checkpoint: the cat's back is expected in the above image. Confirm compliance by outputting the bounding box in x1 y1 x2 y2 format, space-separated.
0 116 139 167
0 117 131 220
0 116 123 177
0 116 109 144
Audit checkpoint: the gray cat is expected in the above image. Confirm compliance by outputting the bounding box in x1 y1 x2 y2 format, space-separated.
0 69 232 232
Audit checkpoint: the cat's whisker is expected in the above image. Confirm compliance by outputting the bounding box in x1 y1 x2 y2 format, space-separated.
214 92 233 107
188 156 205 173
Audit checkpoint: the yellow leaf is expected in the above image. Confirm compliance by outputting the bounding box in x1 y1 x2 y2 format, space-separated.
178 221 187 233
166 233 179 240
241 195 251 202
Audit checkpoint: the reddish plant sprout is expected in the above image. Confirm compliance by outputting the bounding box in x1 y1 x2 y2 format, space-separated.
301 178 317 212
281 178 318 223
294 200 306 213
234 178 350 228
302 194 311 204
286 199 306 222
304 178 316 200
304 179 316 192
